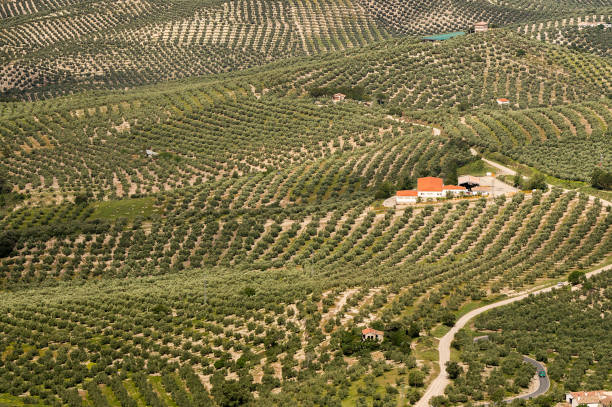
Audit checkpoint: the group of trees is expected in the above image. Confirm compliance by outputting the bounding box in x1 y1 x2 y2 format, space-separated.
591 168 612 190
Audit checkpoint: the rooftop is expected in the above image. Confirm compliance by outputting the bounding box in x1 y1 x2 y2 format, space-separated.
362 328 384 335
397 190 418 197
418 177 444 192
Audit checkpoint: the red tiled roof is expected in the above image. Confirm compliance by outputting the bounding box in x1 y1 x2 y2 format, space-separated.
497 98 510 102
397 190 418 196
417 177 444 192
569 392 612 405
362 328 384 335
443 185 467 190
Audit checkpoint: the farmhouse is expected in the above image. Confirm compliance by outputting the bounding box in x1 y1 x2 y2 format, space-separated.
396 177 467 203
332 93 346 102
496 98 510 105
474 21 489 32
145 149 158 157
362 328 384 342
565 391 612 407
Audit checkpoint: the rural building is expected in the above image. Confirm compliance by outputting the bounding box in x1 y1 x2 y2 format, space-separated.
396 189 418 204
472 185 492 196
474 21 489 32
417 176 445 198
332 93 346 102
422 32 465 41
145 149 158 157
396 177 468 203
362 328 384 342
565 391 612 407
497 98 510 105
443 185 468 196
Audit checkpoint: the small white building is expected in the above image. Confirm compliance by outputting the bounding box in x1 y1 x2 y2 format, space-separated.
497 98 510 105
332 93 346 102
443 185 467 196
145 149 158 157
472 185 491 196
362 328 384 342
474 21 489 32
566 391 612 407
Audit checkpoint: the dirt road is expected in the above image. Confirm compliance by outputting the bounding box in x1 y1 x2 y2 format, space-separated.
415 263 611 407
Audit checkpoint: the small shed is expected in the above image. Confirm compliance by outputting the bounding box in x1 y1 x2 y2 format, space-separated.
332 93 346 102
145 149 158 157
362 328 384 342
474 21 489 32
496 98 510 105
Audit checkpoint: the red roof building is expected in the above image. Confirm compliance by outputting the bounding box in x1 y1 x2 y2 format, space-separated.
396 177 468 203
566 391 612 407
362 328 384 341
417 177 444 192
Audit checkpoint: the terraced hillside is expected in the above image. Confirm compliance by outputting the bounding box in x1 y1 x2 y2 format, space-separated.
1 183 611 405
515 14 612 57
0 0 390 98
443 99 612 181
358 0 611 34
259 31 612 110
1 6 611 405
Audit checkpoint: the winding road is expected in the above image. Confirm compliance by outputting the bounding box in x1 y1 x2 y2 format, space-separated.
414 264 611 407
513 356 550 401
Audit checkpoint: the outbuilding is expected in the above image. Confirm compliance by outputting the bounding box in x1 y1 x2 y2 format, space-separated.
474 21 489 32
362 328 384 342
496 98 510 106
332 93 346 102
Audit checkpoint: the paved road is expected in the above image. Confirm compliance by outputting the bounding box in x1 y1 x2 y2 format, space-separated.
414 263 611 407
479 356 550 406
514 356 550 400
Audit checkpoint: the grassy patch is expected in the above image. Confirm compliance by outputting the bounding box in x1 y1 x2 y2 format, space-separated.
149 376 177 407
88 197 160 221
342 367 403 407
100 384 122 407
123 379 147 407
457 159 498 176
414 337 438 362
0 393 45 406
430 324 450 338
